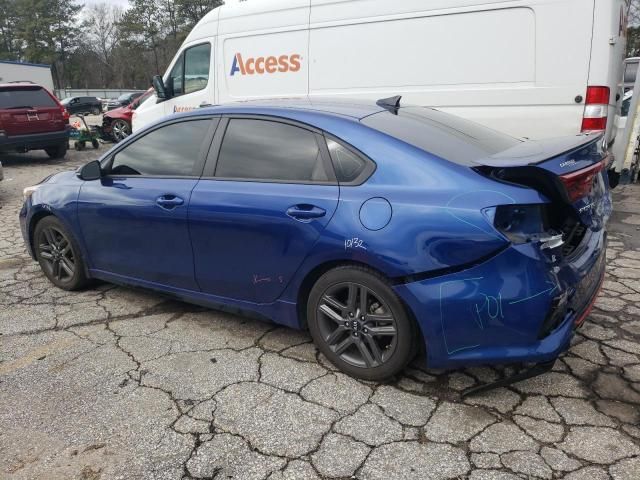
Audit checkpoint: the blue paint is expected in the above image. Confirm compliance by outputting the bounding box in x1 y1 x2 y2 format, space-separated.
20 98 611 370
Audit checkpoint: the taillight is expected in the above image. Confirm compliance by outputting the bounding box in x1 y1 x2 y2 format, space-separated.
491 204 549 244
559 160 605 203
61 107 70 123
581 86 610 133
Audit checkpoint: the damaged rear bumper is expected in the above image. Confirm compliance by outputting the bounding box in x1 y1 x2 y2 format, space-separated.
394 228 607 370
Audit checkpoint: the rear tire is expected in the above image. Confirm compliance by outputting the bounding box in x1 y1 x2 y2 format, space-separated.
34 216 89 291
45 143 67 159
307 265 417 381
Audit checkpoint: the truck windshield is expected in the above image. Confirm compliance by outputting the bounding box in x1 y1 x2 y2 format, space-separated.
362 107 521 166
0 87 58 109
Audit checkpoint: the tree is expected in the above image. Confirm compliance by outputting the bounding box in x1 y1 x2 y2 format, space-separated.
176 0 222 29
0 0 21 59
84 3 123 86
0 0 221 89
9 0 82 88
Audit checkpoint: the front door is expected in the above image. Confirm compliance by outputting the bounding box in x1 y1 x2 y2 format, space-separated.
77 117 216 289
189 117 339 303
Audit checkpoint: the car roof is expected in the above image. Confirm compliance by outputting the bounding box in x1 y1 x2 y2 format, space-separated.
0 82 46 89
193 98 387 121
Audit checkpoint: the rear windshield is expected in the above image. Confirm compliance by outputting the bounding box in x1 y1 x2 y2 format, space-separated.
362 107 521 166
0 87 58 109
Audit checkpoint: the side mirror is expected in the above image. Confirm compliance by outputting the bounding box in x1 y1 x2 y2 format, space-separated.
78 160 102 181
152 75 168 100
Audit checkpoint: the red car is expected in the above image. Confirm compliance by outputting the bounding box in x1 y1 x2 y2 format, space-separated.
0 83 70 158
102 89 153 142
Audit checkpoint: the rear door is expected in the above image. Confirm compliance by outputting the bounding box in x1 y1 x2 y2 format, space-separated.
0 86 64 135
189 116 339 303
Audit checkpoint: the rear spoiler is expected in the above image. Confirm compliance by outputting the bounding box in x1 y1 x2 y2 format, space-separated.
472 134 605 168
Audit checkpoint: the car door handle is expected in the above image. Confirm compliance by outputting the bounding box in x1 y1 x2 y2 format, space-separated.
286 204 326 221
156 195 184 210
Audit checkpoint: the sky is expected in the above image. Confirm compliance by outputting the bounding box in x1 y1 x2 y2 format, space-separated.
84 0 130 8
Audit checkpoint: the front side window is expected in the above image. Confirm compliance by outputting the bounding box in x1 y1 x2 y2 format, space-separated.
167 43 211 98
110 119 210 176
184 44 211 94
215 119 330 183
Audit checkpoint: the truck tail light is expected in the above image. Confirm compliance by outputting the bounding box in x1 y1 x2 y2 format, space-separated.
581 86 610 133
61 107 70 123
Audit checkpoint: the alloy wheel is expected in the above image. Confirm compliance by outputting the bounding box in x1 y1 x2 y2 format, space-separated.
316 282 398 368
38 226 75 282
112 120 130 142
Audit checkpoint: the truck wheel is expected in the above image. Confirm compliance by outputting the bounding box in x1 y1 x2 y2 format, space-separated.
91 139 99 149
45 143 67 159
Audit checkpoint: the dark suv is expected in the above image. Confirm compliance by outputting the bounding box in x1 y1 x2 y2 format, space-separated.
60 96 102 115
0 83 70 158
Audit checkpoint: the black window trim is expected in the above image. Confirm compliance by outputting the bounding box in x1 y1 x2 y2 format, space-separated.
202 114 339 186
321 133 377 186
166 41 212 99
101 115 220 179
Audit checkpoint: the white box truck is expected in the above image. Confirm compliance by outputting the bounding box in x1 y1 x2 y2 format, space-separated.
133 0 629 148
0 61 55 92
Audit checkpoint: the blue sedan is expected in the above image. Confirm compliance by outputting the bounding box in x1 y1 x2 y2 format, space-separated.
20 98 611 386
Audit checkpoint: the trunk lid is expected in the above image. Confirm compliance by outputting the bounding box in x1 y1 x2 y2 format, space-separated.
474 134 611 228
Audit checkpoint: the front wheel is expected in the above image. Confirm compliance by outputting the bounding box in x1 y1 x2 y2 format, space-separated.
111 119 131 143
34 216 89 291
45 143 67 159
307 266 417 381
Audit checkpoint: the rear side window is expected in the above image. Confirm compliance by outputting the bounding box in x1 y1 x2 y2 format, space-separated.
110 119 210 176
0 87 57 109
215 119 330 183
326 138 368 183
362 107 521 166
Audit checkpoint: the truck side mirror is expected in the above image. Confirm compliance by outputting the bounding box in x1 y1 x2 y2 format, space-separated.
153 75 168 100
78 160 102 181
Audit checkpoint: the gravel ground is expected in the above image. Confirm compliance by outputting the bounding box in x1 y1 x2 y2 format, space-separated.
0 147 639 480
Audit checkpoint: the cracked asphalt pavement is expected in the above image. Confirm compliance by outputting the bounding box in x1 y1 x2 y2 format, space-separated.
1 148 639 480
